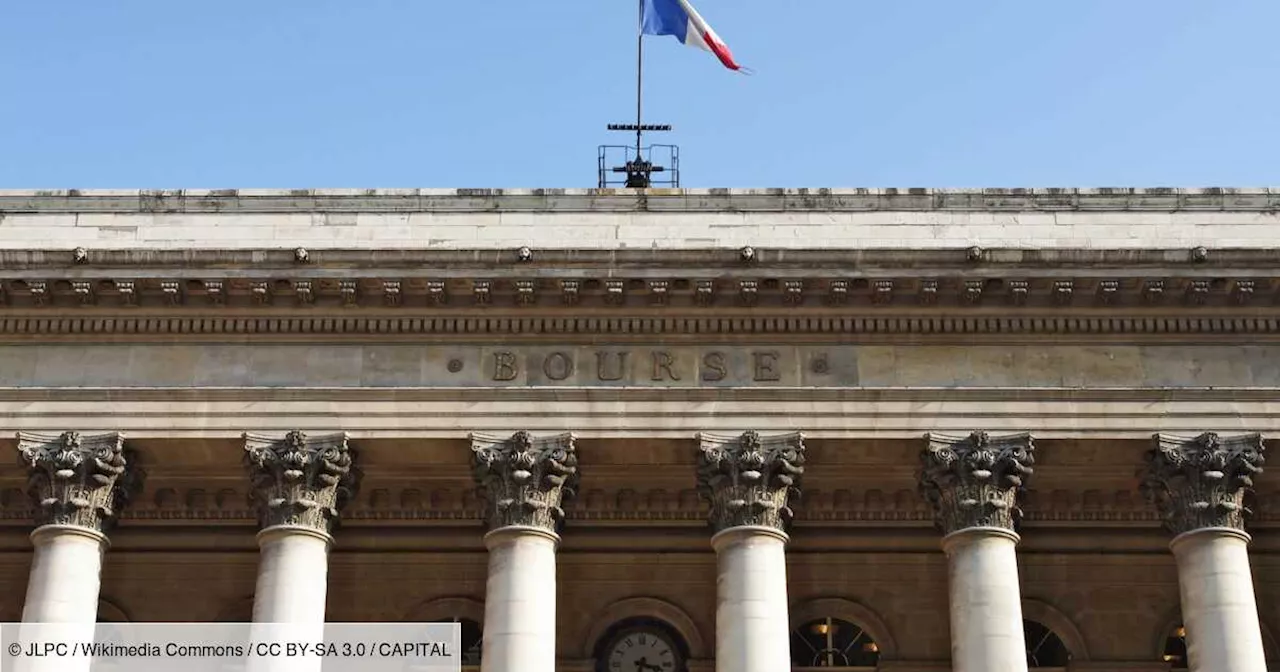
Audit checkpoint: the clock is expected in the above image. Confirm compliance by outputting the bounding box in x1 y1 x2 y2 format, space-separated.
602 625 684 672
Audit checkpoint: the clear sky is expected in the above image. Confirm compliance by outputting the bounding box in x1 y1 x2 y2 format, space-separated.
2 0 1278 188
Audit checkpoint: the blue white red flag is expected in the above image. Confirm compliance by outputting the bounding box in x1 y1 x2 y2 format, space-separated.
641 0 744 72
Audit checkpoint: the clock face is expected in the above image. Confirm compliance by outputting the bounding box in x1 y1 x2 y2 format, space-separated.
604 628 681 672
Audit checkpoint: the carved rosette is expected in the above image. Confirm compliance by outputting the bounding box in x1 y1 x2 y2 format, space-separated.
243 431 361 535
919 431 1035 535
1140 432 1265 535
470 431 579 533
696 431 806 534
16 431 144 533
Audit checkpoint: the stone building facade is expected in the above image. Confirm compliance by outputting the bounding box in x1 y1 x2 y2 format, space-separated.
0 187 1278 672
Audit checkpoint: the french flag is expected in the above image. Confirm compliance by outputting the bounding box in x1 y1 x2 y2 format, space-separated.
641 0 744 72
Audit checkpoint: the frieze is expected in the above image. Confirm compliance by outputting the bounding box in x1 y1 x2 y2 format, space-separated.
1 275 1279 312
6 482 1280 526
1 314 1280 340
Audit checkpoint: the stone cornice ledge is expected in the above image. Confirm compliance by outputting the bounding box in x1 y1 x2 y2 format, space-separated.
1 187 1277 213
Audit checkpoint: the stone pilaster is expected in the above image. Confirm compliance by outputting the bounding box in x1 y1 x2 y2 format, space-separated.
920 431 1035 672
17 431 144 534
470 431 579 533
243 430 361 535
1140 432 1268 672
919 431 1035 535
696 430 806 533
1140 432 1264 535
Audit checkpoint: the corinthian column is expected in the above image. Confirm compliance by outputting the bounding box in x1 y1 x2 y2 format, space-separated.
1141 432 1267 672
244 431 360 626
696 430 805 672
17 431 143 624
919 431 1035 672
471 431 579 672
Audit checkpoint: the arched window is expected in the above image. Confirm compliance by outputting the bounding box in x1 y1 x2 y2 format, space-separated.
790 617 880 669
430 617 482 667
1025 619 1071 668
1161 624 1188 669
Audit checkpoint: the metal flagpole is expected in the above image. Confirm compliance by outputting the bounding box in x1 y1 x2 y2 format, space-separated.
635 0 644 160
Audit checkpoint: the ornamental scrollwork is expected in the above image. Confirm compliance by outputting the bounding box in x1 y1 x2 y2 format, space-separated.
696 430 806 533
470 431 579 533
1140 432 1265 535
919 431 1035 535
16 431 144 533
243 430 361 534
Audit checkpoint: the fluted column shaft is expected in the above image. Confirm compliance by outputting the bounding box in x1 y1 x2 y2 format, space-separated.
920 431 1035 672
471 431 579 672
1142 432 1267 672
697 430 805 672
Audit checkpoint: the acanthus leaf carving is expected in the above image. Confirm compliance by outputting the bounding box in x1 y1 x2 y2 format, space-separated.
16 431 144 533
696 430 805 534
243 430 361 535
1140 432 1265 535
470 431 579 534
919 431 1035 535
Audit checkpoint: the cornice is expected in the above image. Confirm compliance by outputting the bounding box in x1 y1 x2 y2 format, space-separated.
1 481 1274 528
1 248 1278 336
2 187 1277 213
0 386 1274 403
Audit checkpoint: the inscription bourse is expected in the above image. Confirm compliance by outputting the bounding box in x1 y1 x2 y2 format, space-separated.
485 347 800 386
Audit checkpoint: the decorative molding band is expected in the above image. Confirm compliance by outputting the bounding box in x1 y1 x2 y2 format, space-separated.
2 315 1280 338
2 187 1277 213
3 483 1273 526
0 386 1274 404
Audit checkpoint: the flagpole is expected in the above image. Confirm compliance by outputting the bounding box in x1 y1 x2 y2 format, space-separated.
635 0 644 160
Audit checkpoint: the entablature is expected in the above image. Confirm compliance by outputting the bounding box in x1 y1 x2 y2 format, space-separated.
1 247 1280 338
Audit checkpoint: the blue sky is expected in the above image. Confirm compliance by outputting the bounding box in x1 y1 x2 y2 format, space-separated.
2 0 1277 188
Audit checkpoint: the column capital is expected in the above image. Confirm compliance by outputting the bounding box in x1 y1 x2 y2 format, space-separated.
470 430 579 534
243 430 361 535
16 430 144 534
696 430 806 534
919 431 1035 536
1140 432 1265 535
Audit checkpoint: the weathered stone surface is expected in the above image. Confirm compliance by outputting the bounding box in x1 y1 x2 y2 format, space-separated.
243 431 361 534
1 188 1278 251
4 343 1280 390
696 431 805 533
16 431 144 533
919 432 1035 535
1140 432 1265 535
470 431 579 533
